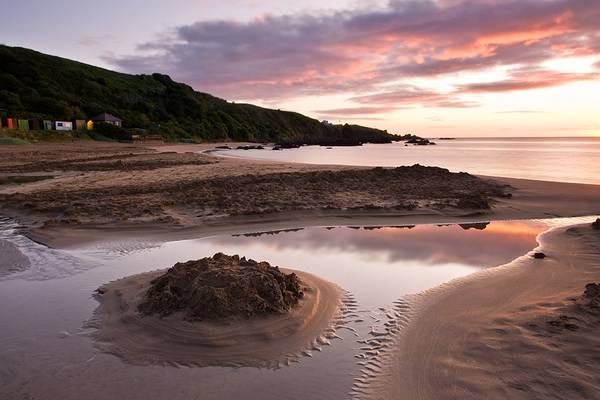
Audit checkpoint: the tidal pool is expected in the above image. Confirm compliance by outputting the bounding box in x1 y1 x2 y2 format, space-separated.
0 218 580 400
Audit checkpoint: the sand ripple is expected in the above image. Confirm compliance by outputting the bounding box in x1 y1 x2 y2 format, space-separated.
87 269 345 368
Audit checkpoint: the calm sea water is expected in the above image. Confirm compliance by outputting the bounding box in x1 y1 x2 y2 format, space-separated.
4 217 590 400
218 137 600 185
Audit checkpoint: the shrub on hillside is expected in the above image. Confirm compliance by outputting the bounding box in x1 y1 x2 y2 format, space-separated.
93 122 131 141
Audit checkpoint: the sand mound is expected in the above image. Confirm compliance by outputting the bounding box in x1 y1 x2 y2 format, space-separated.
89 258 342 367
138 253 304 320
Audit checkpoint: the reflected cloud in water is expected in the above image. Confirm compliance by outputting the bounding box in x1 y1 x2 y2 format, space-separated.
217 221 547 269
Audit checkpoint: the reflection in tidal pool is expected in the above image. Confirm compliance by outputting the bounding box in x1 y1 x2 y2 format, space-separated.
0 219 557 399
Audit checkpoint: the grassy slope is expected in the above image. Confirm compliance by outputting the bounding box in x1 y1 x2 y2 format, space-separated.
0 45 398 144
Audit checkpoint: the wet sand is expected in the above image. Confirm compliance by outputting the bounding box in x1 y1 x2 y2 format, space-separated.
0 239 30 277
360 223 600 399
2 142 600 399
89 268 343 368
0 142 599 248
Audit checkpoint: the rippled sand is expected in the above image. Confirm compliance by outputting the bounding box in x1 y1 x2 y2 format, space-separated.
356 222 600 400
88 269 344 368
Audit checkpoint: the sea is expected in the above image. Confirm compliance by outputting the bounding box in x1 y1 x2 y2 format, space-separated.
217 137 600 185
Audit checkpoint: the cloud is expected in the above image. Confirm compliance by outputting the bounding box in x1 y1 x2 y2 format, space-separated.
106 0 600 104
211 221 544 268
494 110 549 114
313 106 400 116
350 85 479 108
459 68 599 93
77 35 114 47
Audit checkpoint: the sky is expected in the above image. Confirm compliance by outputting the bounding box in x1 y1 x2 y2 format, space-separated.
2 0 600 137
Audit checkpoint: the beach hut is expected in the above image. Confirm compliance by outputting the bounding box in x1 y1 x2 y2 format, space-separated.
29 118 42 130
54 121 73 131
91 113 122 127
0 108 7 120
73 119 86 130
86 120 94 130
5 118 15 129
17 119 29 130
43 120 53 130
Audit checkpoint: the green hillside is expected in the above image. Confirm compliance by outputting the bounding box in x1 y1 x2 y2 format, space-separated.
0 45 400 144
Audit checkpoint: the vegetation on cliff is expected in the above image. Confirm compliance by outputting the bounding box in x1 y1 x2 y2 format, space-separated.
0 45 401 144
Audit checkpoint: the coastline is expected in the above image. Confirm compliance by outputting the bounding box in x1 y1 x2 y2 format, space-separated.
1 142 599 398
17 173 600 249
1 142 599 248
356 221 600 399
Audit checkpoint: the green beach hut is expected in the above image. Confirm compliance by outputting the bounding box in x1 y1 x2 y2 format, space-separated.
17 119 29 130
43 120 53 130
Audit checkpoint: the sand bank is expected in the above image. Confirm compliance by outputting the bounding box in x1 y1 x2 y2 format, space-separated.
88 268 343 368
358 222 600 399
1 142 600 248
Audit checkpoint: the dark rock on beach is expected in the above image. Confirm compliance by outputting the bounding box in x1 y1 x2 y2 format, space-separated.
592 218 600 230
579 283 600 311
533 252 546 259
406 137 436 146
138 253 304 320
459 222 490 230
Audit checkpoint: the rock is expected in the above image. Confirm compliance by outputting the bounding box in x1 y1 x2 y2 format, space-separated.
592 218 600 230
215 145 230 149
406 138 436 146
138 253 304 320
459 222 490 231
583 283 600 301
533 252 546 259
575 283 600 313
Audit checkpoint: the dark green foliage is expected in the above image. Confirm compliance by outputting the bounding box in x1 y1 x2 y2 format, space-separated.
93 122 132 141
0 45 399 144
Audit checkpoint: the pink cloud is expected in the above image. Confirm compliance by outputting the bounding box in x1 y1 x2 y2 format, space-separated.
459 68 600 93
106 0 600 106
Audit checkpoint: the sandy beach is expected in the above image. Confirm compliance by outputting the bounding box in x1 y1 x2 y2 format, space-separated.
1 141 600 400
1 142 599 248
89 267 344 368
358 222 600 400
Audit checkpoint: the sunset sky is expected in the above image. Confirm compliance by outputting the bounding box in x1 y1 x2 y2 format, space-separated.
2 0 600 137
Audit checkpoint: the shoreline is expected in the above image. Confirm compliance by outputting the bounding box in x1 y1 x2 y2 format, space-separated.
16 208 600 250
356 221 600 399
14 172 600 248
1 142 599 397
1 142 600 249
